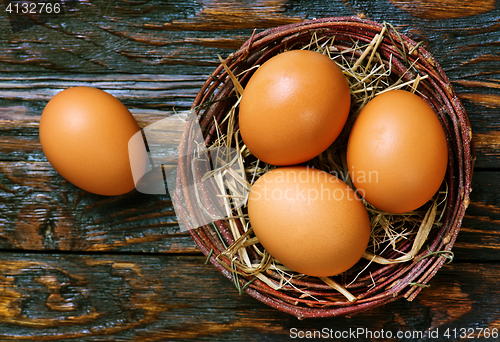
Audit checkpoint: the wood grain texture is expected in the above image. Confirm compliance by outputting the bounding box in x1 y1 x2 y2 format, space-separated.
155 0 305 31
0 0 304 74
0 164 498 256
389 0 497 19
0 254 499 341
0 160 196 253
454 172 500 261
0 74 499 168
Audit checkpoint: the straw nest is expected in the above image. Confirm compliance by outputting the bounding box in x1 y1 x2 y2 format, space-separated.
176 17 474 318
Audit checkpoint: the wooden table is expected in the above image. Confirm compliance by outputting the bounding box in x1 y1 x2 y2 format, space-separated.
1 1 499 341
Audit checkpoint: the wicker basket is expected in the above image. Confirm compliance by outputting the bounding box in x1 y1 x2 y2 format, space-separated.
176 16 474 318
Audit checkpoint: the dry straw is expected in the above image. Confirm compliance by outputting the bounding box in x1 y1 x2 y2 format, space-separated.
177 17 474 318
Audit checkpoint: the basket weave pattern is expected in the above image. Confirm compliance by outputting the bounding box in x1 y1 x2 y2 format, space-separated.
177 17 474 318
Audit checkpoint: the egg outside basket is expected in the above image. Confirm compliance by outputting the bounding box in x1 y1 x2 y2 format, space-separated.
176 16 474 318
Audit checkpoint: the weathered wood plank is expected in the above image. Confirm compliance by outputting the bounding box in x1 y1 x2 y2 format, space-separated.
0 254 499 341
389 0 497 19
0 160 196 253
454 172 500 261
0 0 498 81
0 154 496 260
0 75 202 164
0 74 203 112
0 74 498 167
0 0 305 74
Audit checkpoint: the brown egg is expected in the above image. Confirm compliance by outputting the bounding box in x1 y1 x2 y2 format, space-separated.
239 50 351 166
39 87 146 196
247 166 371 277
347 90 448 213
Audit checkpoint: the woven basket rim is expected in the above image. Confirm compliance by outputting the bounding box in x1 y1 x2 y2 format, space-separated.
179 16 475 318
